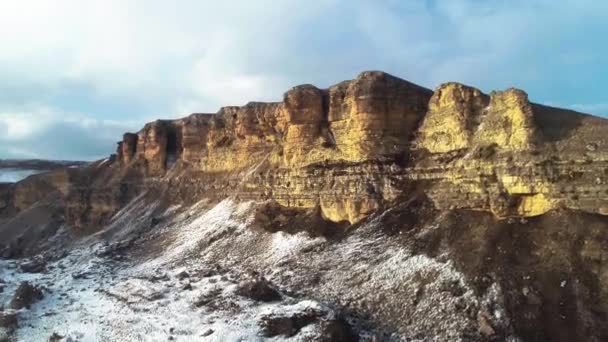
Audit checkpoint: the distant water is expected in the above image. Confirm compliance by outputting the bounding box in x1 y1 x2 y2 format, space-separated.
0 168 46 183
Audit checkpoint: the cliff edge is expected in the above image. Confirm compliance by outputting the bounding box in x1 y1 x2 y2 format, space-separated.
2 71 608 341
3 71 608 228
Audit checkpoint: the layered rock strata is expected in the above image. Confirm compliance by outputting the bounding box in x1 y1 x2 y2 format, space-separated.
3 71 608 228
416 83 538 152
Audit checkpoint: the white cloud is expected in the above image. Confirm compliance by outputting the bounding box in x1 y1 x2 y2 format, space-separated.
0 0 606 159
0 109 55 140
0 106 142 160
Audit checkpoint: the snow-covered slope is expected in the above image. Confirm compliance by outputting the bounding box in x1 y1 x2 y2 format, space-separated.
0 195 516 341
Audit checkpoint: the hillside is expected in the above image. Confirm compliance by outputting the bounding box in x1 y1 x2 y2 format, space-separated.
1 71 607 341
0 160 86 171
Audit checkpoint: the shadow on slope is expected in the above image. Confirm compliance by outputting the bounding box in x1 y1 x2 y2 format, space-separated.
253 201 350 240
533 104 608 152
380 204 608 342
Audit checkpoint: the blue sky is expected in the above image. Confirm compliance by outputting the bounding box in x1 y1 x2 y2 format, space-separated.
0 0 607 160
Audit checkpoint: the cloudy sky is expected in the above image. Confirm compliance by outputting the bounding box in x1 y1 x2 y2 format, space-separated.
0 0 606 160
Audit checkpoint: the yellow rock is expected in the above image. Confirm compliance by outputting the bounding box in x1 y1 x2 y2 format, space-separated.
417 84 539 153
516 194 553 217
474 89 537 150
417 83 489 153
319 197 379 223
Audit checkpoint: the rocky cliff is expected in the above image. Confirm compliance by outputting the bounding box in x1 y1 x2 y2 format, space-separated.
4 71 608 228
2 71 608 341
103 71 608 224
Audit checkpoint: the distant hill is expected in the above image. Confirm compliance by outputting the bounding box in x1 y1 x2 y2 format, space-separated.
0 159 87 170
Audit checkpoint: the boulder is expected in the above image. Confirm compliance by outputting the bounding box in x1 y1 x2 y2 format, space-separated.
236 277 281 302
10 282 44 310
19 257 46 273
0 311 18 333
258 302 357 341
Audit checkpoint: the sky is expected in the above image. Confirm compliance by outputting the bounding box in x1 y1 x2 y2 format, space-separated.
0 0 607 161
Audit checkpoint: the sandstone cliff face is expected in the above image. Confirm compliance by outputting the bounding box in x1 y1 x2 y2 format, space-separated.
417 83 489 153
12 171 71 212
116 71 432 174
3 70 608 227
103 71 434 223
2 70 608 342
116 133 138 164
107 71 605 223
417 83 538 153
325 72 433 161
478 88 538 150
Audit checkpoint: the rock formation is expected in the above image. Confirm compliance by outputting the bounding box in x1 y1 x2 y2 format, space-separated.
2 70 608 341
3 70 608 226
417 83 538 152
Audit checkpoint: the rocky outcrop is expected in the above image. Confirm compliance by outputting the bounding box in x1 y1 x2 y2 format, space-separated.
478 88 538 150
0 183 12 210
115 71 433 174
2 70 608 342
134 121 177 175
12 171 71 211
417 83 539 153
10 281 44 310
417 83 489 153
103 71 434 223
3 70 608 228
116 133 138 164
282 71 433 164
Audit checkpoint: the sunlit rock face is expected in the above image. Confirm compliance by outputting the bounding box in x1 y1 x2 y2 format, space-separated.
4 71 608 342
6 70 608 227
327 71 433 161
115 71 433 173
417 83 489 153
103 71 434 223
116 133 138 165
417 83 538 153
478 88 538 150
